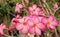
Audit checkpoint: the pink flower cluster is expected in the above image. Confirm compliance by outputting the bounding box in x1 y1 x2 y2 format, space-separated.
9 15 58 35
9 4 58 35
0 2 59 36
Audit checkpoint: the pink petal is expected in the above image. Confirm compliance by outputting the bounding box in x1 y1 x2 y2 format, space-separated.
15 7 20 13
32 4 37 9
28 7 34 12
54 2 58 9
20 26 28 34
0 24 6 29
24 0 29 4
30 12 35 15
19 18 24 23
42 17 47 24
2 25 6 29
36 8 40 12
11 18 20 23
15 14 20 18
35 27 41 35
32 16 39 23
48 15 54 21
16 2 19 6
39 10 45 15
0 31 4 35
37 23 46 31
34 11 39 15
23 16 30 22
9 23 15 32
19 4 23 8
27 20 34 26
38 16 43 22
52 20 58 26
47 25 55 29
16 24 23 30
29 27 35 34
0 28 4 35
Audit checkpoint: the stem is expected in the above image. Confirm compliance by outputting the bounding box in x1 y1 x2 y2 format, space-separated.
0 0 4 4
3 34 11 37
54 7 60 13
22 0 25 7
9 12 15 17
21 0 29 15
11 33 14 37
43 3 49 16
0 13 3 16
21 34 28 37
42 0 53 15
47 31 51 37
36 35 40 37
38 0 46 15
38 0 50 16
55 28 58 37
44 32 47 37
29 34 34 37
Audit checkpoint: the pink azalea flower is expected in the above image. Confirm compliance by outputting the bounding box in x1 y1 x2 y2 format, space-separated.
0 23 6 35
24 0 29 4
28 4 44 15
28 16 46 35
9 17 20 32
53 2 58 9
16 16 30 34
14 2 23 13
42 15 58 29
47 15 58 29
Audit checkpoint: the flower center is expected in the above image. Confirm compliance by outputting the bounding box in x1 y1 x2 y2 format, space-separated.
33 23 36 27
23 22 27 26
34 9 36 12
47 21 51 26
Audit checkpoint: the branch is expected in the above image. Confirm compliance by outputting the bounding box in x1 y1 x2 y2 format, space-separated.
3 34 11 37
42 0 53 15
8 12 16 17
37 0 49 16
21 0 29 15
54 7 60 13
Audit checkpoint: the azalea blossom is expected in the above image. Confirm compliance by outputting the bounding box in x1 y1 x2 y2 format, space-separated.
47 15 58 29
16 16 30 34
9 16 20 32
0 23 6 35
53 2 58 9
28 16 46 35
14 2 23 13
24 0 29 4
28 4 44 15
42 15 58 29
